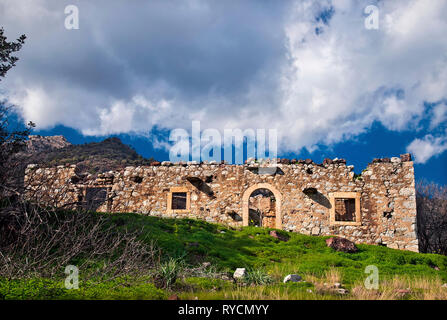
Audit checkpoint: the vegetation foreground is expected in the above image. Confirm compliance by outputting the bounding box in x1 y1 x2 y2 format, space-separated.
1 212 447 300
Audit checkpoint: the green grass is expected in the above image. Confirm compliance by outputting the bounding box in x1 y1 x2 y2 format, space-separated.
107 213 447 284
2 213 447 300
0 277 166 300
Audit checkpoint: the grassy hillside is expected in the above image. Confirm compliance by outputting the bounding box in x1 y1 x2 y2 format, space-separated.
114 214 447 282
1 213 446 300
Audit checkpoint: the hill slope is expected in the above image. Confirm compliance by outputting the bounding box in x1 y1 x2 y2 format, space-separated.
114 214 447 281
25 136 154 174
2 213 447 300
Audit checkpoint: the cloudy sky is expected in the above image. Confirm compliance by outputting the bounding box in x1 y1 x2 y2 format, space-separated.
1 0 446 182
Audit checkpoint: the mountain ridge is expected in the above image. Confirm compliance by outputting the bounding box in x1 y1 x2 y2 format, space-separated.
24 135 155 175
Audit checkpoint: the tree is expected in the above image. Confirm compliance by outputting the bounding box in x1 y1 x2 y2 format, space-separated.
416 180 447 255
0 27 26 80
0 106 34 194
0 27 28 196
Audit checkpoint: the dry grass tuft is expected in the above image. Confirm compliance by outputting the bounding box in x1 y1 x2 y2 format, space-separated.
350 275 447 300
305 268 345 295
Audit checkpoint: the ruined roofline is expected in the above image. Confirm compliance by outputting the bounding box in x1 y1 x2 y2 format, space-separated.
25 153 413 173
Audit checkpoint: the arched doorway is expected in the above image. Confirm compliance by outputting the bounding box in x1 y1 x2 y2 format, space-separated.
248 188 276 227
242 183 282 229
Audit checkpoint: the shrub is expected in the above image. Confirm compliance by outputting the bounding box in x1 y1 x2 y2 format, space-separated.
244 268 273 285
0 203 159 279
153 258 186 289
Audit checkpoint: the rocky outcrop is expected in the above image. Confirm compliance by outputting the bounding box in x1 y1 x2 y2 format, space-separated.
26 135 71 153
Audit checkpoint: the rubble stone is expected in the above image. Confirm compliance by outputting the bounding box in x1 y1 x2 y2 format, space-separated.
326 237 358 253
269 230 289 242
233 268 246 279
283 274 302 283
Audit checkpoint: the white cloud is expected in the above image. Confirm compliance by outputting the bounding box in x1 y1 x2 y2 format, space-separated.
406 133 447 164
277 0 447 151
82 96 173 136
430 102 447 129
1 0 447 160
10 87 55 128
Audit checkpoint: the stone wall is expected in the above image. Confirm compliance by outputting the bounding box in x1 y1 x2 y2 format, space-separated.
24 153 419 252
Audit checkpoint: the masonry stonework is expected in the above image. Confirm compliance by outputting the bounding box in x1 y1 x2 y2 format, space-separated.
24 154 419 252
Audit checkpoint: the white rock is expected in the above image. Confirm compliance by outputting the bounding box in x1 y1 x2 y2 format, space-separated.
337 288 348 294
283 274 302 283
233 268 246 279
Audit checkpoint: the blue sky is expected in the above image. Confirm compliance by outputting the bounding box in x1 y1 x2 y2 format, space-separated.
1 0 446 184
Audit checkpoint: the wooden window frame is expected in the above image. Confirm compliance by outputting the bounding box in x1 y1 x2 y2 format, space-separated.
167 187 191 214
329 192 361 226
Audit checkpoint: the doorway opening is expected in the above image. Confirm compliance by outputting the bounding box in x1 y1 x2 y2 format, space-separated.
248 188 276 228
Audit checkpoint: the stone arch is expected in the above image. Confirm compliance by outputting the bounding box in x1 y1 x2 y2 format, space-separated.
242 183 282 229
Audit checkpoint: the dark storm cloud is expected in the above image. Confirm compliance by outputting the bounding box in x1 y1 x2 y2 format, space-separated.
0 0 292 123
81 0 290 97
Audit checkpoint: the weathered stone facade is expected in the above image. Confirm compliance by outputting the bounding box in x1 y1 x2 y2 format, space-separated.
24 153 419 252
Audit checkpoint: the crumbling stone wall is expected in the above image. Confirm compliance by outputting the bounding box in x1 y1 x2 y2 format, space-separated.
24 154 419 251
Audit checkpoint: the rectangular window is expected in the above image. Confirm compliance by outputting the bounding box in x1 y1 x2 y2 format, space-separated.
334 198 356 222
329 192 361 226
167 187 190 213
172 192 187 210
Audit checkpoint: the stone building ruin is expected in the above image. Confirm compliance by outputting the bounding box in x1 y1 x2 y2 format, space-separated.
24 153 419 252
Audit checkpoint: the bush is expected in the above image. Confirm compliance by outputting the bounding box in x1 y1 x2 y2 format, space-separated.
0 201 160 279
153 258 186 289
244 268 273 285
